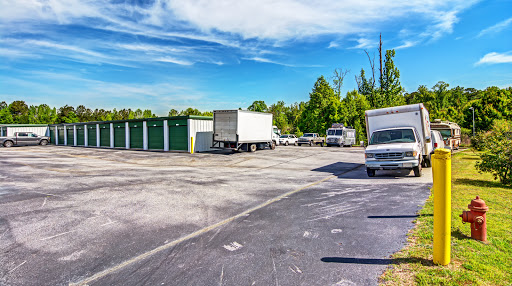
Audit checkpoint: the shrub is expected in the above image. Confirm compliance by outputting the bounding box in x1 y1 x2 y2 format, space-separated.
475 120 512 185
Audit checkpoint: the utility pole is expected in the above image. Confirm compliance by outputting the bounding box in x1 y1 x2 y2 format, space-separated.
379 33 383 89
469 107 475 136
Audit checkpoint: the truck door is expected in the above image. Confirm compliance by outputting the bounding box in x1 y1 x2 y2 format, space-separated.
28 133 40 145
16 132 29 145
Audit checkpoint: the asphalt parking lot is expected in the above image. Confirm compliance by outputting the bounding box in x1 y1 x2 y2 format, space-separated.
0 145 432 286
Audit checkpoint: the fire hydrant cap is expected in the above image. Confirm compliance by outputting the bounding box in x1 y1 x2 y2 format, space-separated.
469 196 489 212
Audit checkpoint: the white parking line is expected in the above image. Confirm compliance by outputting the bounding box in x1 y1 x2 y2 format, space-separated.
69 164 362 286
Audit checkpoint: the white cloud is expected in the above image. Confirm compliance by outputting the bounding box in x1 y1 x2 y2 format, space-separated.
328 42 339 49
393 41 418 50
155 57 194 66
349 37 377 49
477 17 512 38
476 52 512 65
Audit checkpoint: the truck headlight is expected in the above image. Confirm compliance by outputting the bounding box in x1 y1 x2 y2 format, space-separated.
365 153 374 158
405 151 418 157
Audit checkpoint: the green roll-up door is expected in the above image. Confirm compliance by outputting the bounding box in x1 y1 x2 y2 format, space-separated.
50 128 57 145
76 126 85 146
148 120 164 150
58 127 65 144
66 127 74 145
100 124 110 147
169 120 188 151
88 126 97 147
113 123 126 148
129 122 143 149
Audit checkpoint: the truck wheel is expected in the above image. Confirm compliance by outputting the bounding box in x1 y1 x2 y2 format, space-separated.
40 140 48 146
3 141 13 147
309 141 313 146
294 141 298 146
413 165 422 177
424 155 432 168
270 141 276 150
367 168 375 177
285 141 289 146
249 144 257 152
320 142 324 147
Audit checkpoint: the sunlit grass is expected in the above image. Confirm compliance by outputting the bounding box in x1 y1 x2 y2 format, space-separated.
381 150 512 285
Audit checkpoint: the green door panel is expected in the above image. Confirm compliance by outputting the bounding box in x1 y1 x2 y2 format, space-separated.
58 127 65 144
76 127 85 146
87 126 97 146
50 128 57 145
148 126 164 150
66 128 74 145
100 124 110 147
130 126 143 149
169 125 188 151
114 126 125 148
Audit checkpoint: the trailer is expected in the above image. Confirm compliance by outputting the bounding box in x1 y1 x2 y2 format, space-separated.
212 110 275 152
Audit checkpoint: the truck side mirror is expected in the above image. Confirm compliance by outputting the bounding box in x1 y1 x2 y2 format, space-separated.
425 136 431 143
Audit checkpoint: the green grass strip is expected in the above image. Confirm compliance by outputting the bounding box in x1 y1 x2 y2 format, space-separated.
381 150 512 286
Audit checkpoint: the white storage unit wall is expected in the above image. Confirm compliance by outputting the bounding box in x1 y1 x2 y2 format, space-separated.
0 124 50 137
188 118 214 153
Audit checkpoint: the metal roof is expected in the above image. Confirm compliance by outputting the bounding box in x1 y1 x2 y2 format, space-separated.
48 115 213 126
0 124 49 127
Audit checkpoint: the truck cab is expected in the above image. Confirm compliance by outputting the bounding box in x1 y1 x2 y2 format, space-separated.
365 127 423 177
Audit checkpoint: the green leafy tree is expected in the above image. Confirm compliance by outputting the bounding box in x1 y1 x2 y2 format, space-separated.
298 76 341 134
168 109 179 117
380 49 404 107
9 100 29 123
475 120 512 185
247 101 268 112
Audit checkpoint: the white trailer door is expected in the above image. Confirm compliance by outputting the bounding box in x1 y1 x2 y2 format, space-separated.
214 111 237 142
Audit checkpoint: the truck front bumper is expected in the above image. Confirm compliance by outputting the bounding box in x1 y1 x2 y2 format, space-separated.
365 159 419 170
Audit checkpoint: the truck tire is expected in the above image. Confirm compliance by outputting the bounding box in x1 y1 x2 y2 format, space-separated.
309 141 313 146
413 165 422 177
270 141 276 150
367 168 375 177
284 141 289 146
3 140 13 147
40 139 48 146
294 141 298 146
319 142 324 147
424 155 432 168
249 144 257 152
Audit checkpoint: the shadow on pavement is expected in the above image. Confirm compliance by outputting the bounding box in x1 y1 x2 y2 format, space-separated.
367 214 432 219
311 162 363 175
321 257 433 266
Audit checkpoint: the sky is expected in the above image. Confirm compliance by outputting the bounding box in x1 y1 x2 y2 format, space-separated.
1 0 511 116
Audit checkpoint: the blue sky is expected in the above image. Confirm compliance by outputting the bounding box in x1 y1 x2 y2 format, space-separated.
1 0 511 115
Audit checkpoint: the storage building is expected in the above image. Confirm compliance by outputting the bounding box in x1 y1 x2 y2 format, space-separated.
0 124 50 137
49 116 213 153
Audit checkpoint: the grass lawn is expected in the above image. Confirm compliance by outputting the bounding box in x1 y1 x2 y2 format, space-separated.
381 149 512 285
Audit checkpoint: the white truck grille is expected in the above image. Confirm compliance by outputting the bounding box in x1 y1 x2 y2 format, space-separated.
375 152 404 159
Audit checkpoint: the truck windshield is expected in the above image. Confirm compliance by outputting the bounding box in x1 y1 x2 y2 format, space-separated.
303 133 313 137
438 129 451 139
327 130 343 136
370 129 416 145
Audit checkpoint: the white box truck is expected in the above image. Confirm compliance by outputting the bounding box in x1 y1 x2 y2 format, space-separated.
364 103 432 177
212 110 276 152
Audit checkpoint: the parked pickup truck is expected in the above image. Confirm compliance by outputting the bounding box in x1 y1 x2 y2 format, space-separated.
298 133 325 146
1 132 50 147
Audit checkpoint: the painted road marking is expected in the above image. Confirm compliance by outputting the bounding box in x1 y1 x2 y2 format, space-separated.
69 164 363 286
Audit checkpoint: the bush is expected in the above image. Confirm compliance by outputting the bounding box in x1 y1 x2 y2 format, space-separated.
475 120 512 185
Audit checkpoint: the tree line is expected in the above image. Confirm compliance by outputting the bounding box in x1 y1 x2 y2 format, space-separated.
1 48 511 143
0 102 213 125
